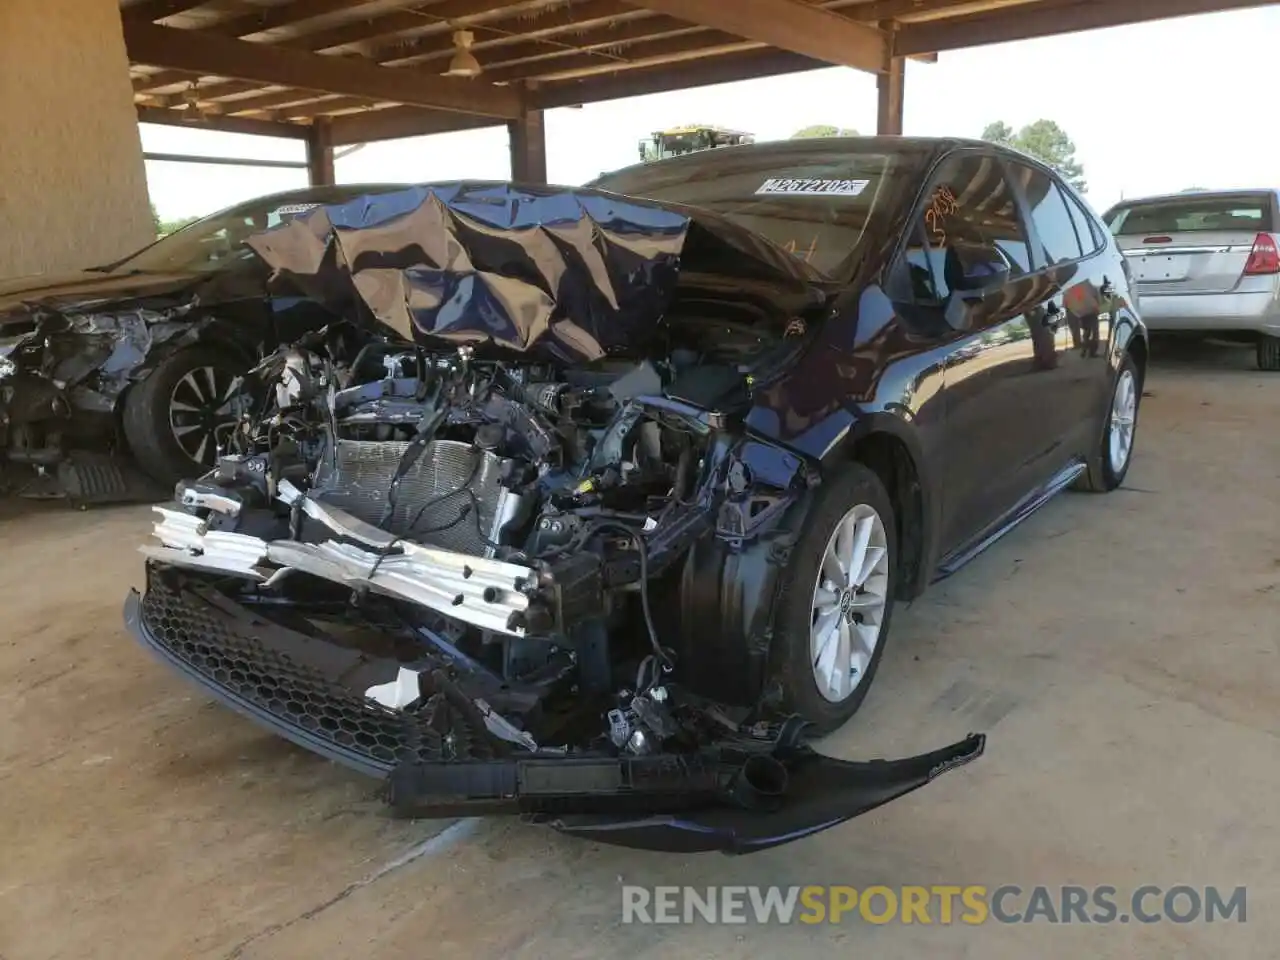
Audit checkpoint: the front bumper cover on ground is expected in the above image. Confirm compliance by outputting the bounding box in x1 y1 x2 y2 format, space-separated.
125 566 984 854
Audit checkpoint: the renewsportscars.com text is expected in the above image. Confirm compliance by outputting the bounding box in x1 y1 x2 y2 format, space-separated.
621 885 1247 926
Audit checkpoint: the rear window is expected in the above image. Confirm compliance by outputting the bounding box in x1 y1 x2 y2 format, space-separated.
1107 194 1274 236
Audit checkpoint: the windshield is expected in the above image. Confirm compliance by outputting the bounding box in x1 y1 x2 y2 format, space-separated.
109 184 411 274
590 142 923 277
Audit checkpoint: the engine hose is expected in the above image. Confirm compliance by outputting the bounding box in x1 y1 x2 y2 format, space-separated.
589 520 673 671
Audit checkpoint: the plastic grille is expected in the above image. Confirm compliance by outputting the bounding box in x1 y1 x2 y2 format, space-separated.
139 575 465 769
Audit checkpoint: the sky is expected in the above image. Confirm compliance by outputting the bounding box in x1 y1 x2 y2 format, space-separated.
141 5 1280 224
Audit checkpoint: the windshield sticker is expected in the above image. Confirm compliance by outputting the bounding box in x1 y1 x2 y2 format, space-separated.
756 178 870 197
274 203 321 217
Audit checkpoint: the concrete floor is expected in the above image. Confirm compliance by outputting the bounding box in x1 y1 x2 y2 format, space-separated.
0 343 1276 960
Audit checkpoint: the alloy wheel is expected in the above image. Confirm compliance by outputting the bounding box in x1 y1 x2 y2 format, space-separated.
167 366 242 468
809 503 891 703
1108 368 1137 474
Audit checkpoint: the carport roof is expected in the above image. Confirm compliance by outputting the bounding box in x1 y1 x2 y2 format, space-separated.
124 0 1274 144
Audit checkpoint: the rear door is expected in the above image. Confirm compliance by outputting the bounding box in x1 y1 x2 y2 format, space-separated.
1107 192 1276 297
1005 160 1113 464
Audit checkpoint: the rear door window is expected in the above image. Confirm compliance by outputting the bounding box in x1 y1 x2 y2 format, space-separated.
1008 162 1084 265
1066 196 1101 255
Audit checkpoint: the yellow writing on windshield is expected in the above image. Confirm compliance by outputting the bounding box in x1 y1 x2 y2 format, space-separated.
783 236 819 263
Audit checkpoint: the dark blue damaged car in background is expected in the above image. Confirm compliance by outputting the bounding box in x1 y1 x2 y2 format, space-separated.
125 137 1147 854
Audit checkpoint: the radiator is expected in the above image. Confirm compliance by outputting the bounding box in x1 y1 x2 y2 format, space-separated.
313 439 521 557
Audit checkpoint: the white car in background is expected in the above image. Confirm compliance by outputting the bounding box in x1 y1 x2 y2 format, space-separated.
1104 189 1280 370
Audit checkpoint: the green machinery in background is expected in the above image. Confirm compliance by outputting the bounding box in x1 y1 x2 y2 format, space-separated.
639 125 756 163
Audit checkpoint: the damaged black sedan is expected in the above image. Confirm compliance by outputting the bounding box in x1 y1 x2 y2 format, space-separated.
0 183 407 501
126 138 1147 853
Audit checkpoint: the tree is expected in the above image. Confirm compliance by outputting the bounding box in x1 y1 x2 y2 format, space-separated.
791 124 858 138
980 121 1014 147
158 215 199 235
149 202 199 237
980 119 1086 193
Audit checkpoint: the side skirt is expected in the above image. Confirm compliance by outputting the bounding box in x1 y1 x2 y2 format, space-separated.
932 459 1087 584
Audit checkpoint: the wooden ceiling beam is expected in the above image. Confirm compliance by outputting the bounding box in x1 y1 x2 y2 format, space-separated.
195 0 385 41
134 70 203 92
218 90 347 115
289 0 557 54
621 0 890 72
376 0 945 70
122 21 523 118
131 1 549 97
406 18 707 73
329 105 503 145
368 0 645 62
122 1 207 22
532 47 825 108
135 104 310 139
848 0 1029 21
133 75 272 101
484 32 763 83
276 97 395 120
895 0 1275 55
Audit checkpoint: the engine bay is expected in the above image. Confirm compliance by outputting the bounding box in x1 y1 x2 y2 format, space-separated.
141 321 814 766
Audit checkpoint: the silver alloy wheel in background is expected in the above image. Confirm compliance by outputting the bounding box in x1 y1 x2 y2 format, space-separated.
810 503 891 703
168 366 242 468
1108 368 1137 473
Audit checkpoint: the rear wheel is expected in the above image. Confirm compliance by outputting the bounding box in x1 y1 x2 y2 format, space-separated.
1258 334 1280 371
770 463 897 735
122 345 248 486
1078 353 1140 492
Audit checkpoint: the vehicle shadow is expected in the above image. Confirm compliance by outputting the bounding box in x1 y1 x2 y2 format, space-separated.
1147 335 1260 372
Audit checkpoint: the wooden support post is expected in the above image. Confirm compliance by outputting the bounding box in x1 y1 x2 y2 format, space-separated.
876 47 905 136
307 117 335 186
508 108 547 183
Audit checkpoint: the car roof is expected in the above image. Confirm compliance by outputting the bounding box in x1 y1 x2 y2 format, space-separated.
592 135 1011 183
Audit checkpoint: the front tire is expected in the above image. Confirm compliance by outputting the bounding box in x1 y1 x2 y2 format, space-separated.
1078 353 1140 492
122 345 248 486
769 463 898 735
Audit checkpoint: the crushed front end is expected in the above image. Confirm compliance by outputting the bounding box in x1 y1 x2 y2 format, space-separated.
125 183 983 853
127 557 981 854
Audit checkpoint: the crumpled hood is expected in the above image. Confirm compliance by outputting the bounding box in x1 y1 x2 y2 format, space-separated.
245 181 830 364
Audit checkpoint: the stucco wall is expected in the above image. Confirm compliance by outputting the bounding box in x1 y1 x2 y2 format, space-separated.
0 0 153 280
